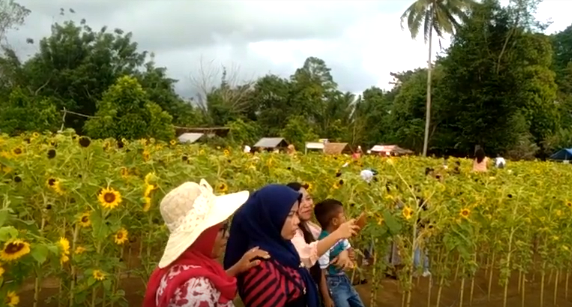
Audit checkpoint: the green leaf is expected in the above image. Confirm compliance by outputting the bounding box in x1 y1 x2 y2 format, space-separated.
103 279 112 291
0 226 18 241
87 276 96 287
0 210 8 227
382 211 401 236
31 245 49 264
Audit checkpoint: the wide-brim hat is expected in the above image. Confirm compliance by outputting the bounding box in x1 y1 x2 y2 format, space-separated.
158 179 249 268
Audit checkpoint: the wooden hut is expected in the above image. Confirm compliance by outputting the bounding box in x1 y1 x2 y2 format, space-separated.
324 142 352 155
253 137 289 152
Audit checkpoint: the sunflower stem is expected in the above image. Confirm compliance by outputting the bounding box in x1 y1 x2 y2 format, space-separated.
69 224 80 307
33 217 46 307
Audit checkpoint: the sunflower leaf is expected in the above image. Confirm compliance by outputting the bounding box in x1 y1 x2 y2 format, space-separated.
0 209 8 227
31 244 49 264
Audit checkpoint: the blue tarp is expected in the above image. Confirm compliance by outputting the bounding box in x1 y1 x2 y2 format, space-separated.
550 148 572 161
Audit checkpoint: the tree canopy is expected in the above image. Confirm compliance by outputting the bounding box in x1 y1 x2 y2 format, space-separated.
1 0 571 158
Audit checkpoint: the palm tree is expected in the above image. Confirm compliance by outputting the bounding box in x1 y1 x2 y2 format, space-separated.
401 0 474 156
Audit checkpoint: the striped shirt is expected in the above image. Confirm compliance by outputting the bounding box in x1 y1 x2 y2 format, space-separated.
239 259 305 307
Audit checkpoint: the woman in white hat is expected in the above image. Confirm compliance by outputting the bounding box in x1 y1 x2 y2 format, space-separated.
143 180 269 307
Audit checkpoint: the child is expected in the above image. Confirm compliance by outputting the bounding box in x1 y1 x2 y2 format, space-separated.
315 199 366 307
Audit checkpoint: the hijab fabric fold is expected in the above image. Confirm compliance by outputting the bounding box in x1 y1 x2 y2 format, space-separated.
224 184 319 307
143 225 237 307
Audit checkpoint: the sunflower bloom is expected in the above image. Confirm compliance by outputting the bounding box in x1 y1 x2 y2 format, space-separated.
143 150 150 162
217 183 228 193
97 188 122 210
302 182 313 191
170 140 177 146
58 237 70 264
402 207 413 220
224 149 230 156
566 200 572 208
74 246 86 254
79 212 91 227
46 178 64 195
144 172 156 185
6 291 19 307
93 269 106 281
114 228 128 245
143 196 152 212
0 239 31 262
11 147 23 156
460 208 471 219
120 167 129 178
144 184 156 198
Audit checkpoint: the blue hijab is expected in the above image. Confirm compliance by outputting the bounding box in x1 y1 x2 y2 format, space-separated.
224 184 319 307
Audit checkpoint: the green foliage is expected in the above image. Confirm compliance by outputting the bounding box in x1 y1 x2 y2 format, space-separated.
280 115 319 151
0 87 59 135
84 76 174 141
227 119 261 146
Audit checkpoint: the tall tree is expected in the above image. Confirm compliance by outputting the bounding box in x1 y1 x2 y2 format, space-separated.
401 0 474 156
0 0 30 42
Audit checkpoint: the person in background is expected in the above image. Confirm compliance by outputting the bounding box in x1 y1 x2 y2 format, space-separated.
243 145 251 153
472 148 488 172
352 146 362 159
224 185 320 307
495 155 506 169
143 180 268 307
315 199 366 307
360 169 377 184
287 182 358 307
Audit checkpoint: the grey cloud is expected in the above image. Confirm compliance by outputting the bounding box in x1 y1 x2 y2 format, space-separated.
6 0 392 98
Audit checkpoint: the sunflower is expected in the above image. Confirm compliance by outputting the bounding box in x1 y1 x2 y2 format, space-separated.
59 237 70 264
97 187 122 210
74 246 86 254
11 147 23 156
144 172 156 185
46 178 64 195
114 228 128 245
93 269 106 281
32 132 40 139
144 183 156 198
302 182 313 191
333 182 341 189
78 136 91 147
460 208 471 219
566 200 572 208
170 140 177 146
47 148 56 159
0 239 31 262
120 167 129 178
402 207 413 220
142 150 150 162
217 183 228 193
5 291 19 307
224 149 230 156
143 196 152 212
79 212 91 227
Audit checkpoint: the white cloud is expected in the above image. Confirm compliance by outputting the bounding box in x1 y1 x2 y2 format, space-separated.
5 0 571 96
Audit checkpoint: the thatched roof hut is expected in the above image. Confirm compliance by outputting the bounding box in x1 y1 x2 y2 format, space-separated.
324 142 352 155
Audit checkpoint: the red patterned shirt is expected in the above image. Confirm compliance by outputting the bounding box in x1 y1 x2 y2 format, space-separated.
156 264 235 307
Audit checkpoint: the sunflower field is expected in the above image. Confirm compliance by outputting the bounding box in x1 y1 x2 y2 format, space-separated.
1 130 572 307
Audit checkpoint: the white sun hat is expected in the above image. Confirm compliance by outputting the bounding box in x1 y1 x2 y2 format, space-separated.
158 179 249 268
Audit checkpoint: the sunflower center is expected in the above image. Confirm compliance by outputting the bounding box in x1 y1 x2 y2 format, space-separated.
81 216 89 223
117 233 124 239
5 242 24 254
13 148 22 155
48 178 56 186
103 192 116 203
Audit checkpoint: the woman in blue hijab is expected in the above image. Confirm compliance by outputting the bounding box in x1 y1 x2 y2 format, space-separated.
224 184 319 307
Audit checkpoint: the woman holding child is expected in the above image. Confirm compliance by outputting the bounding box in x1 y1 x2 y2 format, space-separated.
287 183 358 307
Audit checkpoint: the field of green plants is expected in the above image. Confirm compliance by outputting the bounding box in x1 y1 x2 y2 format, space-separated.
1 130 572 307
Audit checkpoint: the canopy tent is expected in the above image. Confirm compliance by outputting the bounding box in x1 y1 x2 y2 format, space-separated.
177 133 205 144
370 145 413 156
550 148 572 161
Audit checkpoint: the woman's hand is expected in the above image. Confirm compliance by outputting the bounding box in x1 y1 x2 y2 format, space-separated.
334 220 360 239
323 295 335 307
227 247 270 277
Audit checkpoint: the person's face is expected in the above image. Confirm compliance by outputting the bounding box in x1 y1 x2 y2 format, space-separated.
281 202 300 240
211 222 229 258
331 207 346 229
297 188 314 221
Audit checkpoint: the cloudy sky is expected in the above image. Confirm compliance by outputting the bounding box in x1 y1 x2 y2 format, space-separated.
5 0 572 98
